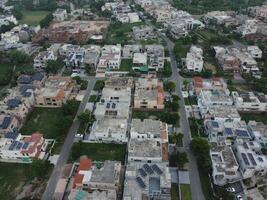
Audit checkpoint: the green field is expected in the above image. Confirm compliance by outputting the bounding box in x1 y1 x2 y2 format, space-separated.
70 142 127 162
119 59 132 71
0 63 13 86
19 10 50 26
20 106 77 142
241 113 267 124
180 184 192 200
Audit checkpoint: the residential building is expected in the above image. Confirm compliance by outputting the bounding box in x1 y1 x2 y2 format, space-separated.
0 132 50 163
0 88 35 122
192 77 228 95
248 121 267 148
130 119 168 143
198 90 233 115
247 46 262 58
123 162 171 200
185 46 203 72
134 78 164 110
53 8 68 21
145 45 164 71
210 142 240 186
122 45 142 58
35 76 76 107
84 45 101 68
128 139 168 162
233 140 267 179
248 5 267 22
0 114 19 135
33 50 57 71
68 189 116 200
132 26 156 40
65 49 85 72
96 45 121 77
117 12 140 23
72 158 122 194
232 91 267 112
17 72 45 88
132 52 147 69
89 118 128 143
203 11 239 27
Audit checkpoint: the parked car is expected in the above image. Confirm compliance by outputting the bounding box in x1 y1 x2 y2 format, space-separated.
236 195 243 200
227 187 236 192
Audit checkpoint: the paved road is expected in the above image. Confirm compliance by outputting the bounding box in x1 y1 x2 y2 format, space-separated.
161 33 205 200
42 77 96 200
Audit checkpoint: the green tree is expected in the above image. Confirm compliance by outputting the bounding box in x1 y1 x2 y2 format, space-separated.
45 59 64 74
177 151 188 169
40 12 53 28
78 111 95 125
31 159 50 180
190 138 211 171
93 80 105 91
164 81 176 93
62 100 79 116
8 49 31 64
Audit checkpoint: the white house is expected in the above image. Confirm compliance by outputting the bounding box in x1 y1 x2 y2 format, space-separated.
247 46 262 59
89 118 128 143
53 8 68 21
185 46 204 72
34 50 57 71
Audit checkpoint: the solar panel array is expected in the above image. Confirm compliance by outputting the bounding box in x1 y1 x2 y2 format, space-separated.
136 177 146 188
248 153 257 166
4 132 18 140
224 128 233 136
8 141 25 151
138 168 147 177
22 142 30 149
143 164 153 175
236 129 250 138
151 164 163 175
241 153 250 165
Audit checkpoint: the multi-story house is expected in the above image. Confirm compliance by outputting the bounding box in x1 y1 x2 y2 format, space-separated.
33 50 57 71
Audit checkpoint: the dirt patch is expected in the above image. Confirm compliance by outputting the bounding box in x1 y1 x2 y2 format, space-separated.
204 62 217 74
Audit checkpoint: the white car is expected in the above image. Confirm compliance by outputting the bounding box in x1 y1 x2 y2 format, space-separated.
226 187 236 192
236 195 243 200
75 133 83 138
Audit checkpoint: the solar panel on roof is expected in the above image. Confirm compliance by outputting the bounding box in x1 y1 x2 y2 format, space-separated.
1 117 11 129
4 132 18 140
258 157 263 162
106 103 110 108
136 177 146 188
241 153 250 165
16 142 23 150
112 103 116 109
236 129 250 138
138 168 147 177
248 153 257 166
9 141 17 150
22 142 29 149
151 164 163 175
224 128 233 136
143 164 153 175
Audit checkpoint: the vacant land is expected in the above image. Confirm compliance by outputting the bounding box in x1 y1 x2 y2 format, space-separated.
180 184 192 200
0 63 13 86
20 103 78 142
171 183 179 200
70 142 127 162
241 113 267 124
19 10 50 26
119 59 132 71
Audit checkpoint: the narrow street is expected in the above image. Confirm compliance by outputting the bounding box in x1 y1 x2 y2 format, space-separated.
158 32 205 200
42 77 96 200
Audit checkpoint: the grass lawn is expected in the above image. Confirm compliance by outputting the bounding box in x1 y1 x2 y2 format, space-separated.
20 106 77 142
19 10 50 26
0 63 13 86
171 183 179 200
180 184 192 200
70 142 127 162
241 113 267 124
15 64 35 74
119 59 132 71
0 163 35 199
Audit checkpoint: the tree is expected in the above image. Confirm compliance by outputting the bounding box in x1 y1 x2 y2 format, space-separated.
45 59 64 74
8 49 31 64
177 152 188 169
62 100 79 116
190 138 211 171
93 80 105 91
164 81 176 93
78 111 95 125
40 12 53 28
31 159 50 180
12 8 23 20
183 79 190 88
